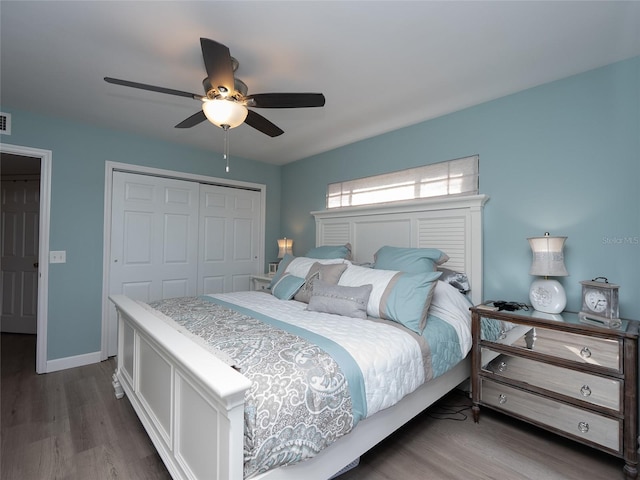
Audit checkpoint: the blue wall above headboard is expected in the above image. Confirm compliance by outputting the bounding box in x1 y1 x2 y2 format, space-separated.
281 56 640 319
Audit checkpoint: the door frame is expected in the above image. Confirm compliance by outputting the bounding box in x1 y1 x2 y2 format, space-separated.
0 143 52 374
101 161 266 360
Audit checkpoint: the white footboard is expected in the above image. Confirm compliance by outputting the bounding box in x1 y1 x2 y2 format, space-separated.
110 295 252 480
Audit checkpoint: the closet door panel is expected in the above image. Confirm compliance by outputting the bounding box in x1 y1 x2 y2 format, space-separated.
164 213 191 263
233 218 253 261
109 172 199 356
198 185 260 294
202 216 226 262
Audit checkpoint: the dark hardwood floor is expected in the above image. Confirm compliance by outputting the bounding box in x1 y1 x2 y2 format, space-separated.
1 333 625 479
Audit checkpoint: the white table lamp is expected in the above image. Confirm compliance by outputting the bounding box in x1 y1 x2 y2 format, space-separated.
277 237 293 258
528 232 568 314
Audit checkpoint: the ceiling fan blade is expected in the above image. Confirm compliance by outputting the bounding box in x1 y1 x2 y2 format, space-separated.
200 38 235 95
245 93 325 108
244 110 284 137
175 110 207 129
104 77 203 100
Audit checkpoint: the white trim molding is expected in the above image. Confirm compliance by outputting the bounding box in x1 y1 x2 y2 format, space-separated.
0 143 52 374
46 350 102 373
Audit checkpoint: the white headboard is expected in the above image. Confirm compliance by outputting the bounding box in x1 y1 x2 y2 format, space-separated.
312 194 489 306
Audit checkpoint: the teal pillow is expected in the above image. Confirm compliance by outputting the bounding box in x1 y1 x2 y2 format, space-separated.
373 246 449 273
380 270 441 333
271 274 306 300
268 254 296 288
305 243 352 260
339 264 442 334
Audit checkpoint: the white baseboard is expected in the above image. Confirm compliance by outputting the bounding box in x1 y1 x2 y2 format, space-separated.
46 350 102 373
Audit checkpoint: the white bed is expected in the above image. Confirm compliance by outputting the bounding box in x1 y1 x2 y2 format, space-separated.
110 194 488 480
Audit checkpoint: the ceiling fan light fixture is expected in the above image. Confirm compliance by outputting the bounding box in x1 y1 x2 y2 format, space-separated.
202 99 248 128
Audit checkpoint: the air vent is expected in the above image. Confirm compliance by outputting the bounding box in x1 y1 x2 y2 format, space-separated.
0 112 11 135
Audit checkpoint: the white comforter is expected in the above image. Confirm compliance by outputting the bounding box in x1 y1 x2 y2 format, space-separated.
210 280 470 417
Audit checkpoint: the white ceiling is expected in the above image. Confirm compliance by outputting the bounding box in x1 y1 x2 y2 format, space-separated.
2 1 639 166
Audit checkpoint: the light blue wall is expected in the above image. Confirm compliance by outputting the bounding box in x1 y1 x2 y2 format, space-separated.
281 56 640 319
3 56 638 362
1 111 282 360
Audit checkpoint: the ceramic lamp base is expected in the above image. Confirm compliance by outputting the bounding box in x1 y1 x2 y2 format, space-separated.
529 278 566 314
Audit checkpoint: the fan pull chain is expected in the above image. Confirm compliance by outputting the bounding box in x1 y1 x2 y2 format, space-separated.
223 124 230 172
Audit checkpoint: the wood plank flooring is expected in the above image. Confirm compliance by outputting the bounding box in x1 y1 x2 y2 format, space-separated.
1 333 171 480
1 333 625 479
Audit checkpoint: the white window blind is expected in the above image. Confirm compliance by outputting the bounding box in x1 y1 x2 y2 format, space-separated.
327 155 479 209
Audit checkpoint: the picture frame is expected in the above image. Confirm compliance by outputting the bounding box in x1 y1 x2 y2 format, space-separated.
268 262 279 275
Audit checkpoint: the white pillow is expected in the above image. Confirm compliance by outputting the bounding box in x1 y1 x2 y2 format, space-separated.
285 256 350 278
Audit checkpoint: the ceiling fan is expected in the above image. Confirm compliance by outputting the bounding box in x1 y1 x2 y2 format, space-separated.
105 38 325 170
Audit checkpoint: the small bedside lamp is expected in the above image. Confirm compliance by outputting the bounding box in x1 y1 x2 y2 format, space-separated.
277 237 293 258
528 232 568 314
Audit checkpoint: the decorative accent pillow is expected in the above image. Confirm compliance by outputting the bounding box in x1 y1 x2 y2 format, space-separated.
269 254 349 289
305 243 352 260
438 267 471 294
307 280 372 319
294 262 348 303
338 264 442 334
373 246 449 273
271 274 306 300
269 253 295 288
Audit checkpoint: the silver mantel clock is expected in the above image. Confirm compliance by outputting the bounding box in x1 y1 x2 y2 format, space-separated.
579 277 620 328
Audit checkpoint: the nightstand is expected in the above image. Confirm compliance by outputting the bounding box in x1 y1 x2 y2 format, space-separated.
250 275 273 292
470 306 639 479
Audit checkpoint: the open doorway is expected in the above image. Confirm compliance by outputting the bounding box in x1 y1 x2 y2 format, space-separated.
0 144 51 373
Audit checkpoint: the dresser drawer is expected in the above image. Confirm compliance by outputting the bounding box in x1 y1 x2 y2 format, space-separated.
510 327 621 371
481 379 621 452
484 352 621 411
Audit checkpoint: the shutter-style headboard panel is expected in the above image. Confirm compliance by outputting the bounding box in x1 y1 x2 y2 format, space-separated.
312 194 488 305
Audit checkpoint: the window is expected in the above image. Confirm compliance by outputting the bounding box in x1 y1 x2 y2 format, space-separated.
326 155 479 209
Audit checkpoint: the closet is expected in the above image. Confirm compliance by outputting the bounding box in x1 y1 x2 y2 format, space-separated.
107 170 262 356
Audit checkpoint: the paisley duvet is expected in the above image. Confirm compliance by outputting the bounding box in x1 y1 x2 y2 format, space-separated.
143 283 472 478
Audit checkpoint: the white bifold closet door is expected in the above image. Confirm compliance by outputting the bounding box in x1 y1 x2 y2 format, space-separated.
108 171 261 356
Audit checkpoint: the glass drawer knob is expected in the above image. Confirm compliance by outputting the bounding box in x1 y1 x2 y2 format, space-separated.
580 347 592 359
498 361 508 372
498 394 507 405
580 385 592 397
578 421 589 433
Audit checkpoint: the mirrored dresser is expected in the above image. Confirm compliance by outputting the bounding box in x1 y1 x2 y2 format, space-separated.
470 306 639 479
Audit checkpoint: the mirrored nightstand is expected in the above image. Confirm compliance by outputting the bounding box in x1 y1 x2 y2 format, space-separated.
470 306 639 479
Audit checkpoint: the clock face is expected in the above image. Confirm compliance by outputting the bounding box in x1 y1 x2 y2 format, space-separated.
585 289 608 313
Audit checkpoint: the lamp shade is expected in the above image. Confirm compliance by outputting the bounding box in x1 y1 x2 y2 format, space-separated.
202 99 248 128
528 233 568 277
277 237 293 258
